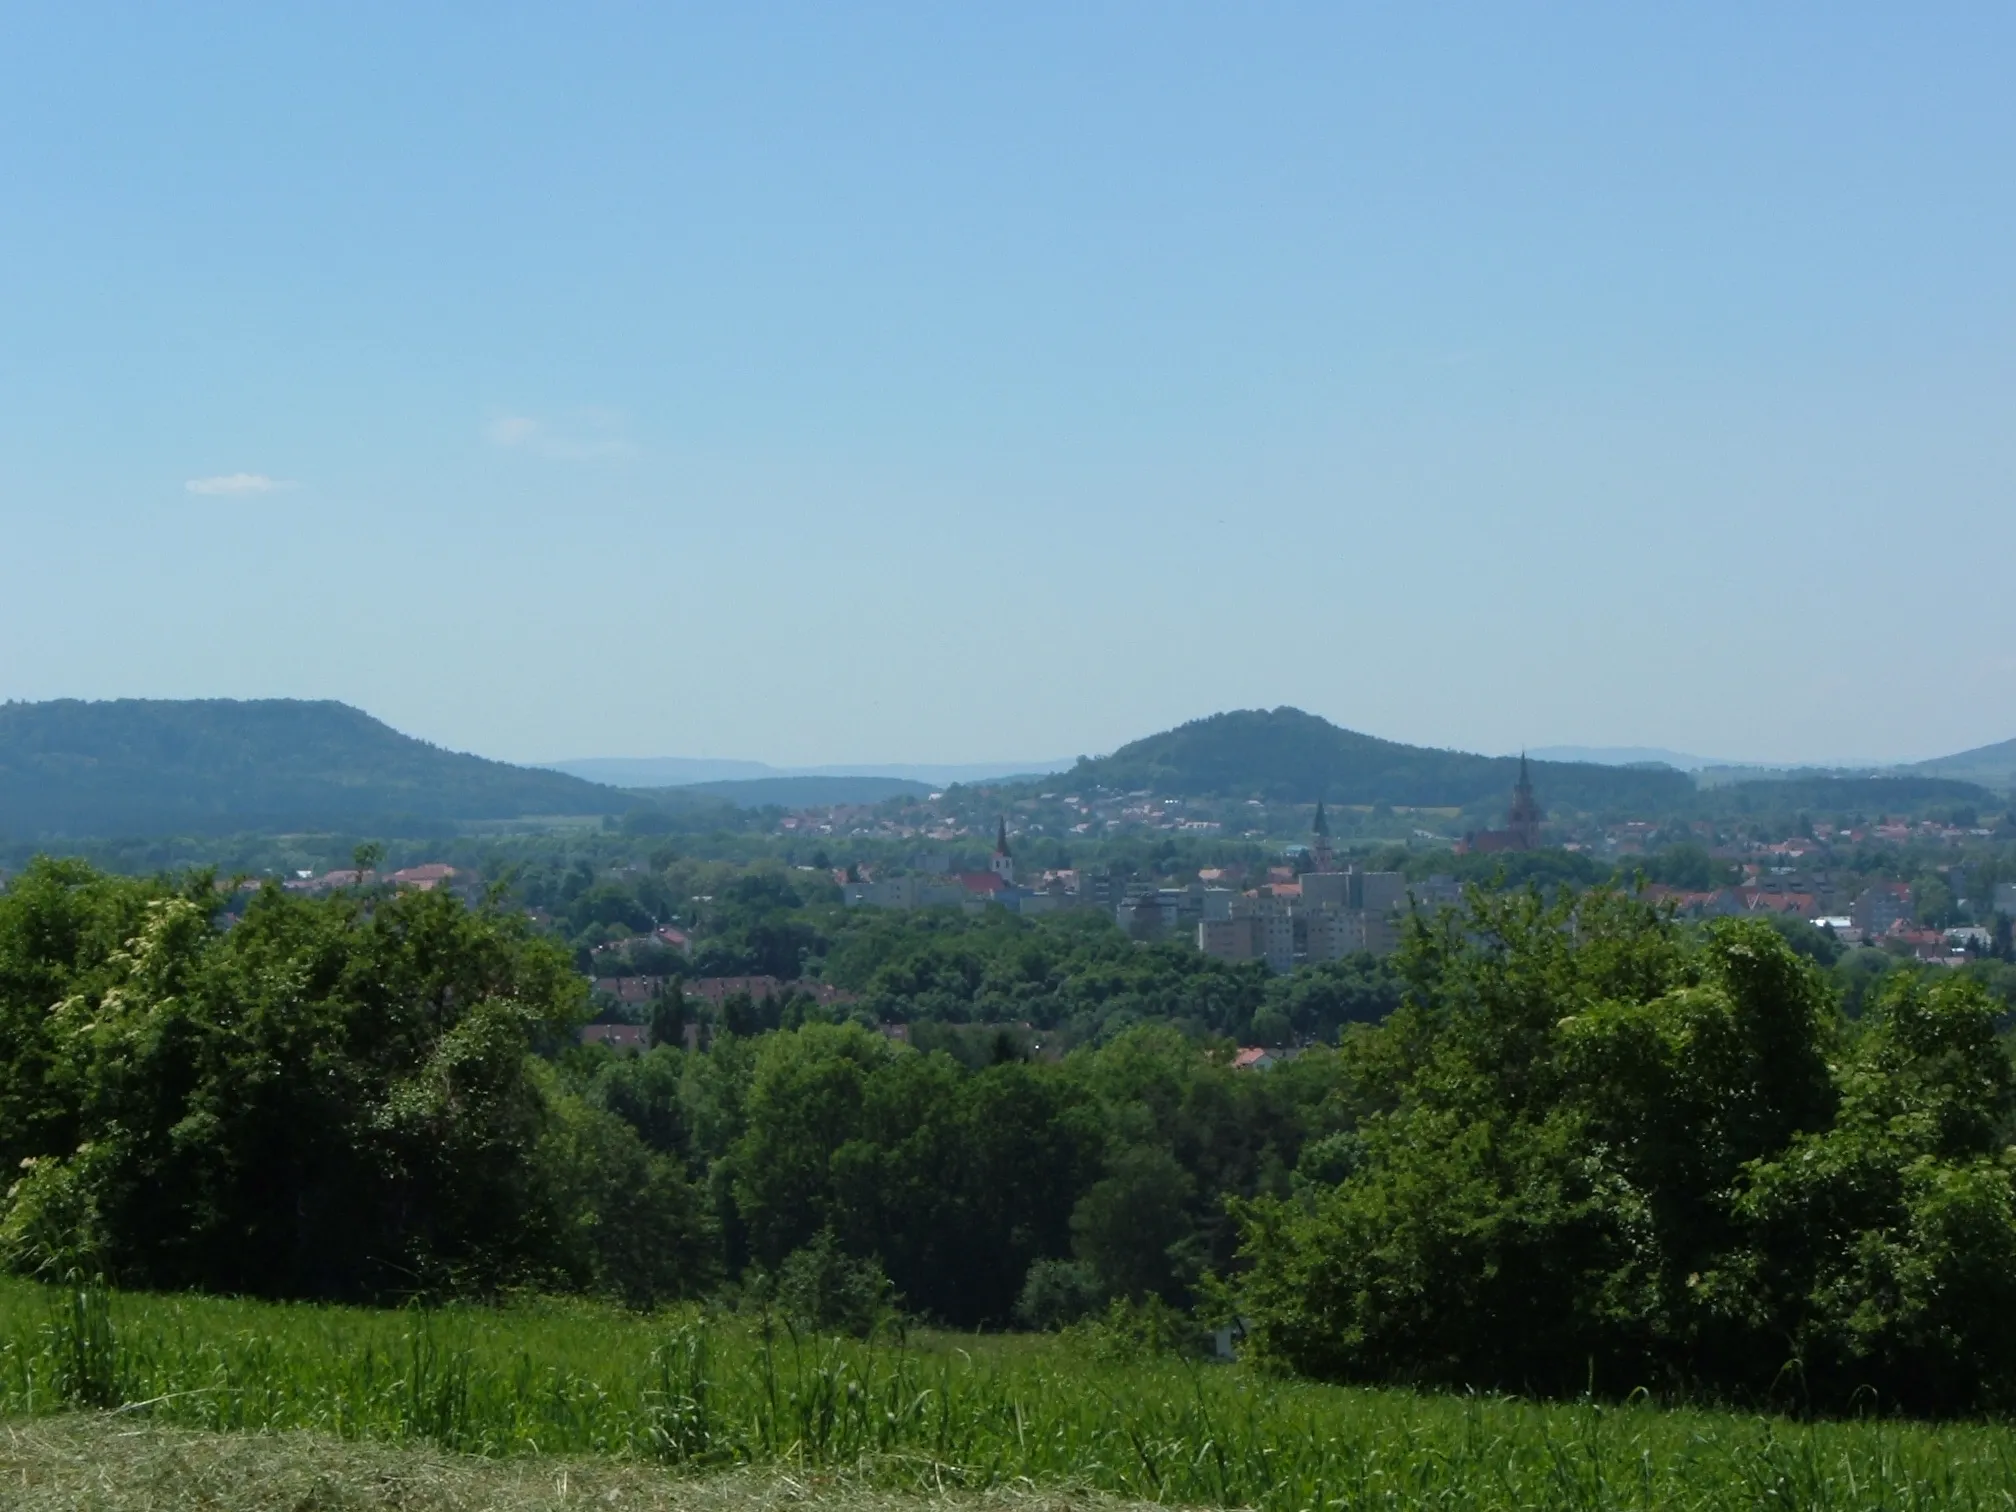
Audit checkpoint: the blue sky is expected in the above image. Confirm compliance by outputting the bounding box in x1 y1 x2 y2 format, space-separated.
2 4 2011 766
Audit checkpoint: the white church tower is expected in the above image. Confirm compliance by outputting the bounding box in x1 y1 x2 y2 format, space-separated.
990 817 1015 885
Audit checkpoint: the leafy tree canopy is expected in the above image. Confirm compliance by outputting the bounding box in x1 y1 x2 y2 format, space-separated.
1233 890 2016 1414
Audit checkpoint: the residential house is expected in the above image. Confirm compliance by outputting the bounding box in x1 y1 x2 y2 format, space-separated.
387 863 457 891
592 975 667 1007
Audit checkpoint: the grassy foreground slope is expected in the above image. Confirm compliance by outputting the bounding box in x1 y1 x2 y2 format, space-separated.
2 1280 2010 1512
0 1417 1140 1512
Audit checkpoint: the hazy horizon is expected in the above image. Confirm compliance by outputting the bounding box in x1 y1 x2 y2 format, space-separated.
3 7 2011 767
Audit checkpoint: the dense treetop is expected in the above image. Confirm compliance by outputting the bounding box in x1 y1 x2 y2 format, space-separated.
1237 893 2016 1414
2 857 2015 1414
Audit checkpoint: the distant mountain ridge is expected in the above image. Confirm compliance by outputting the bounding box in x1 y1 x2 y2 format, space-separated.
0 698 629 839
1062 708 1697 811
1906 735 2016 790
655 775 935 808
4 698 2005 843
1528 745 1736 773
546 756 1071 788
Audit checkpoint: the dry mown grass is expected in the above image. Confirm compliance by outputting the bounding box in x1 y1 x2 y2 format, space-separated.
0 1416 1148 1512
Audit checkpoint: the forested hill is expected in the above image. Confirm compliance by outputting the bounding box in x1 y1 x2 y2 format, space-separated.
668 775 935 809
1064 708 1696 811
0 698 629 838
1908 734 2016 790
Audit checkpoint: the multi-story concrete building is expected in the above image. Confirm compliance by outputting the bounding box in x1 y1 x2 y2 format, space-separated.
1076 866 1118 910
1404 874 1465 914
1198 915 1256 962
842 874 972 909
1231 892 1298 973
1851 881 1914 939
1195 805 1412 971
1300 868 1405 915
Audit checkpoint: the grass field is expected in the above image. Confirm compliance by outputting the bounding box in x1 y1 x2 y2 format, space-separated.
1 1278 2012 1510
0 1415 1151 1512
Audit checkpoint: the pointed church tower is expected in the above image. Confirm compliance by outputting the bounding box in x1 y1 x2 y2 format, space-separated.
1311 800 1335 872
1507 753 1543 850
990 817 1015 884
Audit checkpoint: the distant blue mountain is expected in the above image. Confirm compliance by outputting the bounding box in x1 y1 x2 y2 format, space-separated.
1063 709 1695 810
0 699 627 839
544 756 1071 788
664 775 935 808
1526 745 1731 772
1908 735 2016 789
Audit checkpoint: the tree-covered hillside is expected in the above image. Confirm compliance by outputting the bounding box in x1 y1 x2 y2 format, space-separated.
1909 735 2016 791
0 699 630 839
1702 773 1999 818
664 775 935 808
1065 708 1694 812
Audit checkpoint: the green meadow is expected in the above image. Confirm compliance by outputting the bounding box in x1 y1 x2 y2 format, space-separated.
1 1279 2011 1512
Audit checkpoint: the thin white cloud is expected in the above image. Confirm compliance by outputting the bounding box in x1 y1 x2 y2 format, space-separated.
185 473 296 496
486 412 637 461
487 416 544 448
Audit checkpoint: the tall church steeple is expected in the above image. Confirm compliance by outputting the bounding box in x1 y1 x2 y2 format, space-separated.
1311 800 1335 872
1507 754 1543 849
990 817 1014 884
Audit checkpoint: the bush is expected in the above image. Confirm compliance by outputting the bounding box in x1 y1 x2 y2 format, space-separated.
769 1231 900 1338
1014 1259 1104 1330
1061 1296 1211 1363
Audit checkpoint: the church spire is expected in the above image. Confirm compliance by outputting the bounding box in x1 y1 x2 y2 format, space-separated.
1507 753 1543 849
989 816 1015 885
1311 799 1335 871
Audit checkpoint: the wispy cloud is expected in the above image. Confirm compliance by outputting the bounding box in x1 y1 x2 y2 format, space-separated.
486 411 638 461
185 473 296 496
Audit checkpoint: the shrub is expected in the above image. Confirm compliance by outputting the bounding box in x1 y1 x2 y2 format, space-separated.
1014 1258 1104 1330
770 1231 900 1338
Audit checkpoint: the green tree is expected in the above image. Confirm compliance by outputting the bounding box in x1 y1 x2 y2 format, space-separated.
731 1024 895 1267
1231 887 2016 1412
1071 1144 1198 1304
0 860 713 1308
1729 972 2016 1412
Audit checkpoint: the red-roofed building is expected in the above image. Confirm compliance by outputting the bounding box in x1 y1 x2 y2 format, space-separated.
592 976 667 1006
1742 890 1819 919
388 863 457 891
684 975 783 1004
